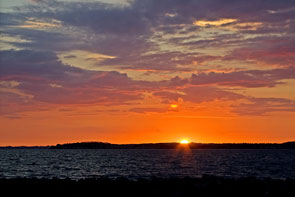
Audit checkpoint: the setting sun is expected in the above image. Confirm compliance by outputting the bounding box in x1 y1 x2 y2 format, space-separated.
170 104 178 108
180 139 190 144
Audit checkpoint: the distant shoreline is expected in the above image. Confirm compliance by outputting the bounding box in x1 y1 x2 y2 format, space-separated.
1 141 294 149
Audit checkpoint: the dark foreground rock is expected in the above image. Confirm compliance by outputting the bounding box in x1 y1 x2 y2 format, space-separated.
0 176 294 197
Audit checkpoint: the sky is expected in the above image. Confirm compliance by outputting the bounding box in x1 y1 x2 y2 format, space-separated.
0 0 295 146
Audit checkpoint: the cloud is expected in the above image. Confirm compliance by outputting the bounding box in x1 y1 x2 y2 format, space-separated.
153 87 295 116
1 0 295 118
0 50 144 106
223 36 295 66
102 51 201 71
190 67 295 88
154 91 183 103
232 97 295 115
154 86 244 104
182 86 244 103
1 0 294 73
16 18 62 29
1 49 294 114
129 107 168 114
193 18 237 27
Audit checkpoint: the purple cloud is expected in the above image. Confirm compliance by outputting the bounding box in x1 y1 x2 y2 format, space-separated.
0 50 144 106
190 67 295 88
2 0 293 72
232 97 295 115
154 86 244 104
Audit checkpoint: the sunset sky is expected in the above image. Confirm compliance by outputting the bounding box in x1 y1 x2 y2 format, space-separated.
0 0 295 146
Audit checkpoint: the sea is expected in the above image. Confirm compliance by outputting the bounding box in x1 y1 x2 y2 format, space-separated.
0 149 295 180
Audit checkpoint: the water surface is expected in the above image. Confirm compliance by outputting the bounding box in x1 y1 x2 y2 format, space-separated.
0 149 294 180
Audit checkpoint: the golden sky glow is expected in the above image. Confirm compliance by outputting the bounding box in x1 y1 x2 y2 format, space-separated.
0 0 295 146
170 104 179 108
180 139 190 144
193 18 237 27
17 18 62 29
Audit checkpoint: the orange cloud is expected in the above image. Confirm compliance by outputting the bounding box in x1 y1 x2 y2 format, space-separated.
193 18 237 26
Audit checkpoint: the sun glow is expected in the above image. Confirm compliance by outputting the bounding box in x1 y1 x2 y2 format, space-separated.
170 104 178 108
180 139 190 144
193 18 237 27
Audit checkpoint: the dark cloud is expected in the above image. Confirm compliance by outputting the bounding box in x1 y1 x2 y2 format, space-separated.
102 51 201 71
190 67 295 88
232 97 295 115
154 86 244 104
0 50 78 80
223 36 295 66
0 12 22 26
0 50 144 105
63 55 76 59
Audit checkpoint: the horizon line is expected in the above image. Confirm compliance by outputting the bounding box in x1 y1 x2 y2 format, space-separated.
1 140 295 148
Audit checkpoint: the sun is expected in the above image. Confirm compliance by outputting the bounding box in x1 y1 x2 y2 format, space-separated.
170 104 178 108
180 139 190 144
